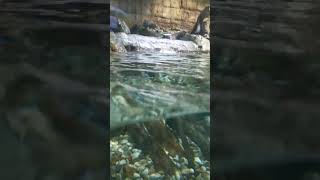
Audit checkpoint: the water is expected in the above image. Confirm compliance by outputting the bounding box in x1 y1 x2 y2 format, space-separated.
110 52 210 129
110 52 210 178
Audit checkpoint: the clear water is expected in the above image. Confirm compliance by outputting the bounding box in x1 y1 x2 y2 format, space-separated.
110 52 210 129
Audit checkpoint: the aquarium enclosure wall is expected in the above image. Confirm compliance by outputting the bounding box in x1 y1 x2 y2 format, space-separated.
110 0 210 179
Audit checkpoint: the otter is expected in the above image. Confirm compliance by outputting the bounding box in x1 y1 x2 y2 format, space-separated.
110 5 131 33
191 6 210 36
110 15 120 32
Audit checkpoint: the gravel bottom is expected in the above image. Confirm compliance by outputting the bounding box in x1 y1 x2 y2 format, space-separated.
111 134 210 180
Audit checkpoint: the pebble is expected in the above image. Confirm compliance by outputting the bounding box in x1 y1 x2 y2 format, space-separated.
194 157 202 165
175 170 181 179
133 173 140 178
149 173 163 179
200 166 206 172
118 159 127 166
121 139 128 144
181 157 188 165
111 133 210 179
131 151 140 160
141 168 149 176
181 168 194 175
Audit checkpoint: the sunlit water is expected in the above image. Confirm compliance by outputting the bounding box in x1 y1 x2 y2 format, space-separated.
110 52 210 128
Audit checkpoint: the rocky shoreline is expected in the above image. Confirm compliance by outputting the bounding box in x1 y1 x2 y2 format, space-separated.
110 6 210 53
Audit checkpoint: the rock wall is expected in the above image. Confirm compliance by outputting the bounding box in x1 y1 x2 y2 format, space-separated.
111 0 209 31
212 0 320 57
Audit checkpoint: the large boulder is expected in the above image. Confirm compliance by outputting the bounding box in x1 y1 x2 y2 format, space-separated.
110 32 127 53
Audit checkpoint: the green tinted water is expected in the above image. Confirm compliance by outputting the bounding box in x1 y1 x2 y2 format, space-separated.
110 52 210 128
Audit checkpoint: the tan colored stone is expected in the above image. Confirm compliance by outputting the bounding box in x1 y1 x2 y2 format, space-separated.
162 7 171 19
112 0 209 32
172 8 183 20
163 0 171 7
181 0 188 9
181 9 190 20
187 0 198 10
189 11 199 23
154 5 164 17
152 0 162 6
197 0 209 11
155 16 171 24
171 0 180 8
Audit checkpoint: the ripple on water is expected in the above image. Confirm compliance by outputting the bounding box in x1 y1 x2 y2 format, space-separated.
111 52 210 122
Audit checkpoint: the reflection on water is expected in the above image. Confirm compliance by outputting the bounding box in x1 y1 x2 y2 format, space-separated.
110 52 210 179
111 52 210 128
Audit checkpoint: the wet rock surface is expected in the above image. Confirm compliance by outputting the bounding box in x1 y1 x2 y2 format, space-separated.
110 32 209 53
110 5 210 53
131 20 164 38
111 0 209 31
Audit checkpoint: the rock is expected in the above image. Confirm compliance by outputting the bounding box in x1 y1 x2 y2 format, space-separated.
133 172 140 178
111 32 205 53
149 173 164 179
131 20 163 38
141 168 149 176
131 151 141 160
118 18 131 34
181 168 194 175
110 32 127 53
194 157 202 165
117 159 127 166
177 33 210 51
110 16 130 34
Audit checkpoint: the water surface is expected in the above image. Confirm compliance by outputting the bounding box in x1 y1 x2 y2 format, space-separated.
110 52 210 128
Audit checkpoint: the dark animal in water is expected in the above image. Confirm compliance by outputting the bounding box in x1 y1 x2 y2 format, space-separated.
110 15 119 32
109 6 130 33
191 6 210 36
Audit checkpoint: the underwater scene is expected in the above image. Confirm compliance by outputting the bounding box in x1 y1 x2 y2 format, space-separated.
110 0 210 179
110 52 210 179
